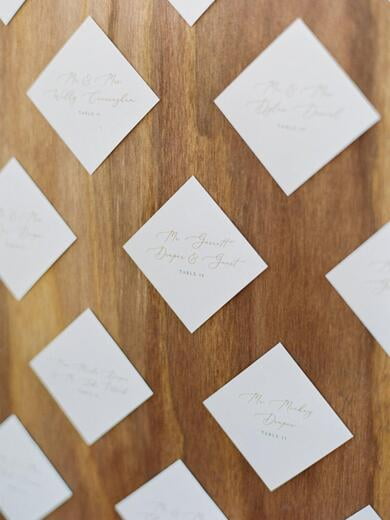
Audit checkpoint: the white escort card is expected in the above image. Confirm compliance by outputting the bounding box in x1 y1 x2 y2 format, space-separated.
0 415 72 520
0 0 26 24
115 460 227 520
326 223 390 356
204 343 353 491
123 176 267 333
167 0 215 26
0 158 76 300
27 16 159 174
215 18 380 195
346 505 382 520
30 309 153 445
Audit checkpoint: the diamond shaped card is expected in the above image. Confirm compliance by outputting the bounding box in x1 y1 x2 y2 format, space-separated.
116 460 227 519
0 158 76 300
326 223 390 356
215 19 380 195
346 506 382 520
167 0 215 26
123 176 267 332
0 0 27 24
28 17 159 174
30 309 153 445
204 343 353 491
0 415 72 520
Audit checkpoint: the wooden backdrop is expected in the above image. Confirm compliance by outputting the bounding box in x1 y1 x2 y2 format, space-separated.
0 1 389 518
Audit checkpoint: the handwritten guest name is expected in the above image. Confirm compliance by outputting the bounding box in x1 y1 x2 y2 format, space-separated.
269 399 313 419
186 233 235 250
0 208 42 249
49 358 130 399
203 254 245 270
157 230 235 249
239 392 313 436
255 413 296 430
146 229 244 276
0 453 42 491
58 72 122 88
45 71 135 112
247 80 344 129
253 81 333 99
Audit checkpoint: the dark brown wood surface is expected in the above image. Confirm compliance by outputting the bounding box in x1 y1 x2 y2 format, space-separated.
0 1 389 518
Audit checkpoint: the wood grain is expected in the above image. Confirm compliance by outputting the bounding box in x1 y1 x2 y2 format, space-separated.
0 1 389 518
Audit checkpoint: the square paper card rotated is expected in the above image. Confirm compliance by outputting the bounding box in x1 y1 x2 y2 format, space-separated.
0 415 72 520
326 222 390 356
116 460 227 520
215 19 380 195
0 0 27 24
204 343 353 491
27 17 159 174
167 0 215 26
30 309 153 445
0 158 76 300
346 506 382 520
123 177 267 333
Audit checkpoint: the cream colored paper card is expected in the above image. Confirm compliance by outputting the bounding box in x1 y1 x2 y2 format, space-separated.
0 158 76 300
116 460 227 520
326 223 390 356
0 415 72 520
215 19 380 195
30 309 153 445
346 505 382 520
28 17 159 174
123 176 267 332
167 0 215 26
204 343 353 491
0 0 26 24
